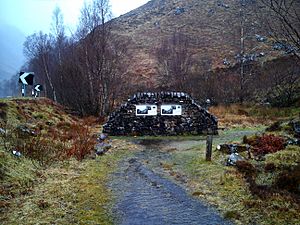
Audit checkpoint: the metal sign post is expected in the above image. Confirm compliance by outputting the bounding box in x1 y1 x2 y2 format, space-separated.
22 84 26 97
33 84 43 98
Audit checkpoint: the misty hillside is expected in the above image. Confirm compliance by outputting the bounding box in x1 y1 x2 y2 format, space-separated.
109 0 292 85
0 24 25 81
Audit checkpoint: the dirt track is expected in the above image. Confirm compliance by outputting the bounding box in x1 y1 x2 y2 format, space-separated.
110 140 232 225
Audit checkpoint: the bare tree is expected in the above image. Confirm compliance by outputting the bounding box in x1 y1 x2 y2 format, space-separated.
72 0 127 116
77 0 108 109
51 6 65 65
156 32 194 91
260 0 300 59
51 6 68 103
21 0 127 116
24 32 57 102
259 56 300 106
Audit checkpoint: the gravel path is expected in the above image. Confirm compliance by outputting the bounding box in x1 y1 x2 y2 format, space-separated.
110 146 232 225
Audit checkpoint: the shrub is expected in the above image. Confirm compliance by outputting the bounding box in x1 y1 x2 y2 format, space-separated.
64 122 96 161
251 134 285 156
265 121 282 132
2 119 96 166
224 210 240 219
19 135 68 167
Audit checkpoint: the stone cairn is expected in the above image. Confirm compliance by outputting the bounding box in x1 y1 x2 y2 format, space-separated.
103 92 218 136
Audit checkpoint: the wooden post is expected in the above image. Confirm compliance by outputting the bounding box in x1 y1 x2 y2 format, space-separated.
206 134 213 161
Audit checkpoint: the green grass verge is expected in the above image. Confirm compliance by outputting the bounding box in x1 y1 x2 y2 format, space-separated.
1 140 134 225
161 127 300 225
0 148 37 211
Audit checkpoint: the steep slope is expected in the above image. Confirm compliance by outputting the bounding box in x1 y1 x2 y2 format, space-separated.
109 0 291 86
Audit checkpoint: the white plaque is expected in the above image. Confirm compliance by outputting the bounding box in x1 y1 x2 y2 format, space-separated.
136 105 157 116
161 105 182 115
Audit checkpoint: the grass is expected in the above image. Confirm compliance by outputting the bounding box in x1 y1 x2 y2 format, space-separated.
1 139 136 225
0 98 77 126
265 145 300 169
159 126 300 225
1 98 299 224
0 97 99 223
210 104 300 128
0 147 37 211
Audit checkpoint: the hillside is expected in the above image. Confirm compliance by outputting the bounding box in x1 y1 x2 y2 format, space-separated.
109 0 293 86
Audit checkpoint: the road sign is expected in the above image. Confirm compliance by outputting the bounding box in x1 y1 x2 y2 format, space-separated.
34 84 43 92
19 72 34 85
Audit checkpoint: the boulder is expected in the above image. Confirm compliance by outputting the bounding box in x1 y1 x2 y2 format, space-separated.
96 142 112 155
226 153 244 166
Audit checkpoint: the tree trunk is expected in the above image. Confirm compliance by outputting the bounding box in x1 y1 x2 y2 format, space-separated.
85 47 96 107
42 55 57 102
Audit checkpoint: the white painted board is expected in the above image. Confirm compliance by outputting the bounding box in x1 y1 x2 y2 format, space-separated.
161 105 182 115
136 105 157 116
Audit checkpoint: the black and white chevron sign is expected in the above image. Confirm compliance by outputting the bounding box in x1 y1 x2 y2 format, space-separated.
34 84 43 92
19 72 34 85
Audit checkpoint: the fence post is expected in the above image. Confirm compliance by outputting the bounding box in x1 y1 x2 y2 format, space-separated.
206 134 213 161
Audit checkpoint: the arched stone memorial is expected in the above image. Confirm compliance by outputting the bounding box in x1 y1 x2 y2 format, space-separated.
103 92 218 136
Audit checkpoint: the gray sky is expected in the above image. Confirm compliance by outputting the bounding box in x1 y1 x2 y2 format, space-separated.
0 0 149 35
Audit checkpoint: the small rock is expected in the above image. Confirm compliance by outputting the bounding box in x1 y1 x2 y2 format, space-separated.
174 7 185 15
95 143 112 155
226 153 244 166
285 138 300 146
98 133 108 142
223 58 230 66
208 8 215 16
12 150 21 157
255 34 267 42
128 158 137 164
16 124 36 137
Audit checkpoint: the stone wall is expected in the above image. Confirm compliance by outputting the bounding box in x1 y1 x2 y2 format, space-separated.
103 92 218 136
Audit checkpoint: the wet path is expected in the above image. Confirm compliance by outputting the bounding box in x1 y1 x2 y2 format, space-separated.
110 144 232 225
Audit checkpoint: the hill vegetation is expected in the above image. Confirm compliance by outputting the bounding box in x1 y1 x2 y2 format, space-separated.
8 0 297 117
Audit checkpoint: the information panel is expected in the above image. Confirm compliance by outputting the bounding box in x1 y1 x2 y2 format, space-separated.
161 105 182 116
136 105 157 116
